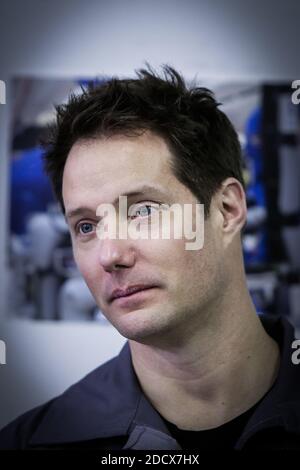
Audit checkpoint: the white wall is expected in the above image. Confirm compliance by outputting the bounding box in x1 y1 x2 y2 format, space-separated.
0 0 300 430
1 0 299 80
0 320 125 429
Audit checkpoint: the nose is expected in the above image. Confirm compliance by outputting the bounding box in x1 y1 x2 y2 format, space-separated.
98 237 136 272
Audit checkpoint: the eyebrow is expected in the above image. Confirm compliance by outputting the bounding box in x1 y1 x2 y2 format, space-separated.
65 183 169 221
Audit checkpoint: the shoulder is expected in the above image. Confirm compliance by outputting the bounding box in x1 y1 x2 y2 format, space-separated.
0 352 122 449
0 399 56 449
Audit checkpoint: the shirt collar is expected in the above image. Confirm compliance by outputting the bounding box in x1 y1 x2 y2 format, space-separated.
29 341 172 446
30 315 300 447
236 315 300 448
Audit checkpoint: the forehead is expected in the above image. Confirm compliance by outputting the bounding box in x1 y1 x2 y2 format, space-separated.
62 131 181 208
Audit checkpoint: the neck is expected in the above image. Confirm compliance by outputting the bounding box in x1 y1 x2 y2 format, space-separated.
129 283 280 431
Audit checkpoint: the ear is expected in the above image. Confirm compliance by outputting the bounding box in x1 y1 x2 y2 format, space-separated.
216 177 247 241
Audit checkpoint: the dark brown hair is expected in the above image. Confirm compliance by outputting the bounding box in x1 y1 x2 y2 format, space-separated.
42 64 245 216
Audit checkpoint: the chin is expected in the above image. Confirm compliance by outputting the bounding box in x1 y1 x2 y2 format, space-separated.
115 309 177 345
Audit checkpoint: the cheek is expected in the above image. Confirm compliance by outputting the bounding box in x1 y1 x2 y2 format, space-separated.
168 236 219 291
143 237 207 284
139 237 187 262
73 247 100 290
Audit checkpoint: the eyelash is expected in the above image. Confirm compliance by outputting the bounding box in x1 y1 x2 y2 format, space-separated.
74 202 162 237
75 221 95 237
128 203 161 220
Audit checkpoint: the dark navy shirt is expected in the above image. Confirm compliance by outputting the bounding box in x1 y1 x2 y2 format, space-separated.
0 314 299 450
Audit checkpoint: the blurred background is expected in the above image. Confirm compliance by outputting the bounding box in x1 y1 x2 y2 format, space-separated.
0 0 300 430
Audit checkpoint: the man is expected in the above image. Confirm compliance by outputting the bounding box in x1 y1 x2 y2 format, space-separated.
0 65 299 450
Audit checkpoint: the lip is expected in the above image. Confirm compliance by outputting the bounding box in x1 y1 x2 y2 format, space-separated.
111 286 158 308
110 284 158 302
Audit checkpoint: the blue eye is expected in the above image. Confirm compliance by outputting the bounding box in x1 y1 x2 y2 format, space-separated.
77 222 94 235
137 205 153 217
129 204 158 219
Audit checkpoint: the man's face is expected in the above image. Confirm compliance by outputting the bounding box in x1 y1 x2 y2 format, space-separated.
63 131 226 344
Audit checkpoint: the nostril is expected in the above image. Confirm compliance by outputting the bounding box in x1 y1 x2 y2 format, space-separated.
113 263 129 270
99 244 136 272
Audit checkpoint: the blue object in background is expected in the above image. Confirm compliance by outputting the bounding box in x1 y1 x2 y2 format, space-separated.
10 147 55 234
243 107 268 266
77 77 107 90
